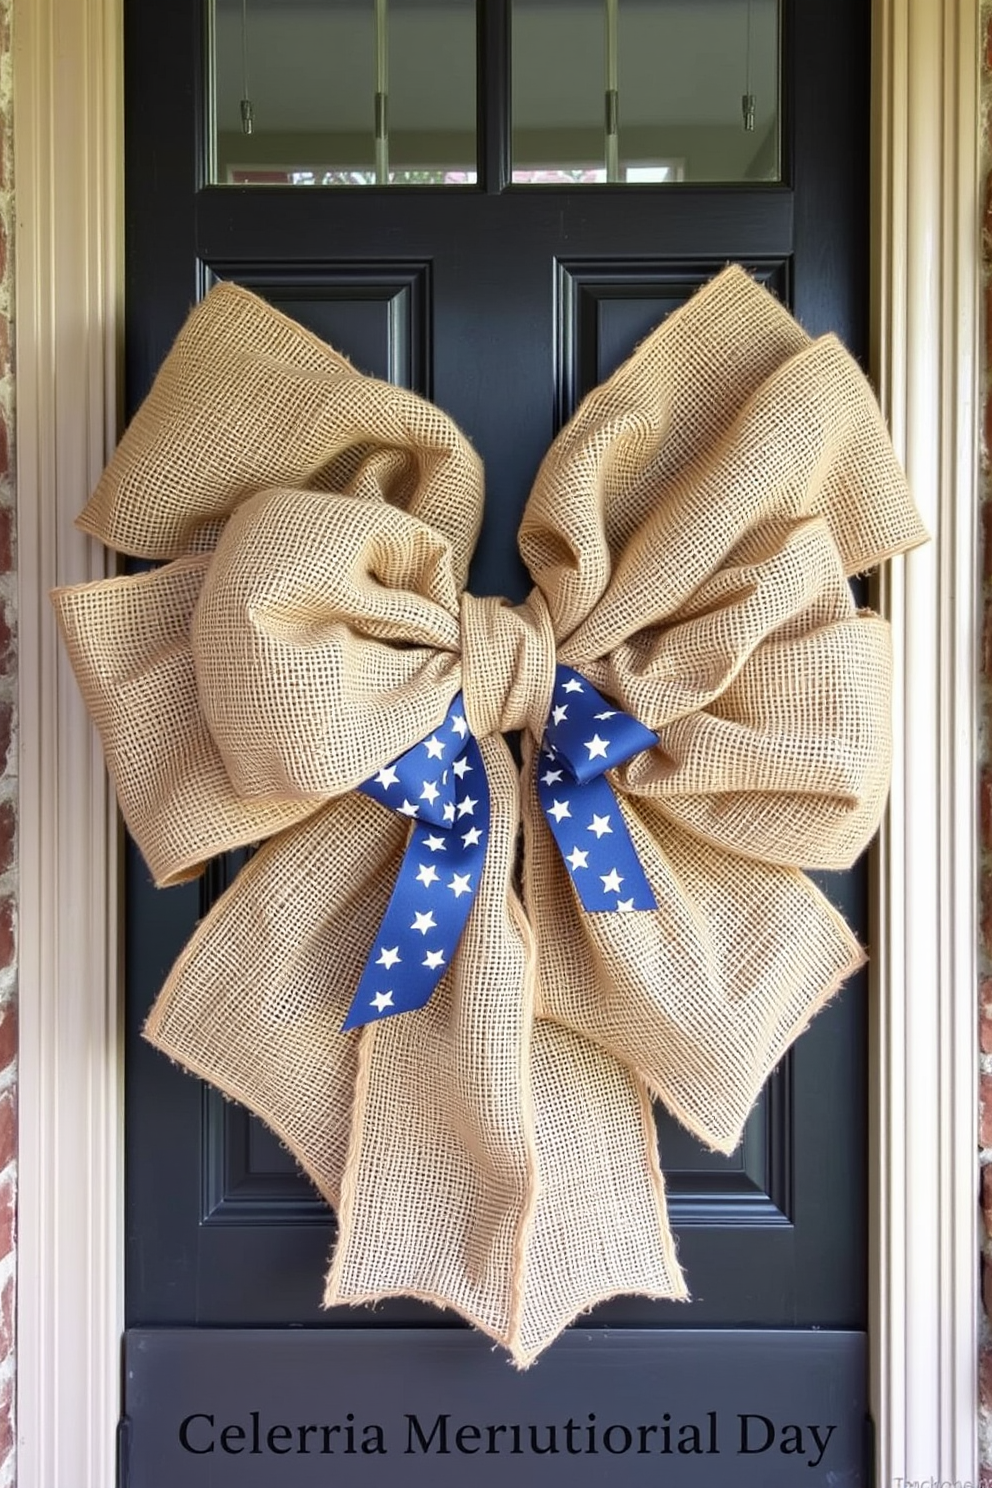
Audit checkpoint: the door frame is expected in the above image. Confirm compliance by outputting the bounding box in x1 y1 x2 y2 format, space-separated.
14 1 981 1483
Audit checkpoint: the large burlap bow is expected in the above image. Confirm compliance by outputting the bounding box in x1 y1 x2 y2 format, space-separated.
54 266 926 1367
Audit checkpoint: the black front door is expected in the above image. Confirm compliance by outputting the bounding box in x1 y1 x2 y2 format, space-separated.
121 2 872 1483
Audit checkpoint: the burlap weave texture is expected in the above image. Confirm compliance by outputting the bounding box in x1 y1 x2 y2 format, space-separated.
53 265 926 1365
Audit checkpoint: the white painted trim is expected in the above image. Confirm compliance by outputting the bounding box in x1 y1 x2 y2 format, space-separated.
870 0 980 1482
11 0 981 1483
14 0 124 1485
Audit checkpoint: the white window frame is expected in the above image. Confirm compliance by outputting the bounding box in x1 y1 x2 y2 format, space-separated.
15 1 980 1482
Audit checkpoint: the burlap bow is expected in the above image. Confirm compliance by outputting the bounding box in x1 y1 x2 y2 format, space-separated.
53 266 926 1366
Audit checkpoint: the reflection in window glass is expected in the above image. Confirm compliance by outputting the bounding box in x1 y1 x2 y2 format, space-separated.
512 0 780 185
212 0 477 186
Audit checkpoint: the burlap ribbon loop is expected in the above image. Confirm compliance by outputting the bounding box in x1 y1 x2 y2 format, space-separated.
192 485 464 802
52 266 928 1367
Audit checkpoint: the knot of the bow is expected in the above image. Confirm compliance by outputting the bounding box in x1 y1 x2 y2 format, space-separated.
459 590 556 740
344 659 660 1030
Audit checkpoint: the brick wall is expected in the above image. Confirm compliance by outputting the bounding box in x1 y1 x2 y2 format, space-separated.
981 5 992 1477
0 0 13 1482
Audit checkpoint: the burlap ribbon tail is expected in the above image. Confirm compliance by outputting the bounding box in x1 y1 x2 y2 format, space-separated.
53 266 927 1367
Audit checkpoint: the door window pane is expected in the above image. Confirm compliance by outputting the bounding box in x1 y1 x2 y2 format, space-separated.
512 0 780 184
211 0 477 185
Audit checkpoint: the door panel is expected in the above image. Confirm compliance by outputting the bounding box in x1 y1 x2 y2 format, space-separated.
122 1329 868 1486
122 0 871 1453
210 269 436 392
128 848 865 1326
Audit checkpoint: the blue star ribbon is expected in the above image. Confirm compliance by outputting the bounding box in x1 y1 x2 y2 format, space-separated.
537 665 657 913
342 695 489 1029
343 667 656 1029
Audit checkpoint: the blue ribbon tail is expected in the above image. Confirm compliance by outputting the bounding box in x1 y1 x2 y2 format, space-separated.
537 664 657 912
343 694 489 1030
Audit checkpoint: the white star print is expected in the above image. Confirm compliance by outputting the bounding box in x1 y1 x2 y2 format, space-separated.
451 713 468 739
443 802 456 823
456 795 478 818
376 946 401 969
423 949 445 970
398 799 420 817
420 780 440 805
461 826 483 847
453 756 472 779
566 847 589 871
424 735 445 760
374 764 399 790
616 897 635 911
548 799 571 823
594 710 617 721
541 768 563 786
423 833 447 853
584 734 610 760
552 704 569 726
587 813 612 838
600 868 624 894
416 863 439 888
562 678 584 694
411 910 437 935
448 872 472 898
371 989 394 1013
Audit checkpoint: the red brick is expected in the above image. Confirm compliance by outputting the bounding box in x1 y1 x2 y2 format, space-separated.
0 900 15 975
0 802 15 879
986 12 992 71
980 874 992 962
980 1340 992 1408
0 508 14 575
0 601 13 676
982 1005 992 1055
980 1074 992 1147
982 599 992 679
981 982 992 1054
0 1094 14 1178
0 1005 14 1078
0 1173 14 1264
981 769 992 853
0 702 12 776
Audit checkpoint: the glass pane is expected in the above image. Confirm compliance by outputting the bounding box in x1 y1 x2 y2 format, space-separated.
212 0 477 186
512 0 780 184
